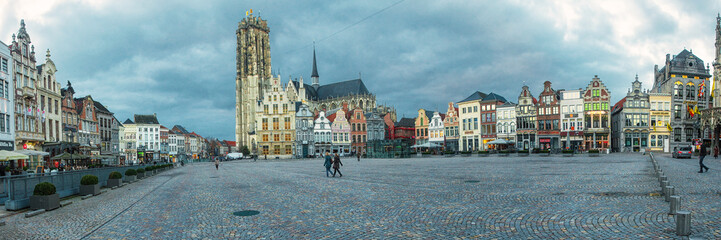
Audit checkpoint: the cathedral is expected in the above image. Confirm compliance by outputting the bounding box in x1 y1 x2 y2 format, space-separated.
235 13 394 152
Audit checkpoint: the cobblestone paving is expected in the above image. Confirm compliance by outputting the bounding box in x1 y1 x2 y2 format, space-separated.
654 152 721 239
0 154 687 239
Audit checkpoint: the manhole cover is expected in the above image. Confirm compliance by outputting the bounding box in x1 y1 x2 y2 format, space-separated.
233 210 260 216
464 180 480 183
210 177 219 178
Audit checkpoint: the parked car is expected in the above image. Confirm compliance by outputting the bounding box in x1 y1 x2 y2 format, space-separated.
673 146 693 159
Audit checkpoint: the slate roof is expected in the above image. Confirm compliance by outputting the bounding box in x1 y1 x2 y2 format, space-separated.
421 109 435 120
396 117 416 127
123 118 134 124
670 49 707 72
134 114 159 124
482 92 507 103
316 79 370 100
173 125 190 134
93 101 111 114
291 81 319 101
458 91 488 103
498 101 517 108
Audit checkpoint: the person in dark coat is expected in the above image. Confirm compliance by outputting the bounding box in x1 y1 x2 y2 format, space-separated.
714 145 718 159
323 151 333 177
332 153 343 177
699 143 709 173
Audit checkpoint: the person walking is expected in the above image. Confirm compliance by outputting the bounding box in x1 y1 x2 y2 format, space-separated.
699 143 709 173
332 153 343 177
324 151 333 177
357 152 360 162
714 145 718 159
215 158 219 170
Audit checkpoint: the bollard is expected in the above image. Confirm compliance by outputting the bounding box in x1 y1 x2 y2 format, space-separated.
675 211 691 236
664 186 674 202
669 196 680 215
661 180 668 192
659 176 667 185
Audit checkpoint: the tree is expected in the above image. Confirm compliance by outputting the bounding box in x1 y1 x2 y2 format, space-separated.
240 145 250 156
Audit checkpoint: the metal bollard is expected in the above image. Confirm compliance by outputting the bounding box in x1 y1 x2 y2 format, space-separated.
664 186 674 202
659 175 667 185
669 196 680 215
675 211 691 236
661 180 668 192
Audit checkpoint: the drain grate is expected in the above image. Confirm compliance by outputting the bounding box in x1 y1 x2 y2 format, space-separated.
464 180 480 183
233 210 260 217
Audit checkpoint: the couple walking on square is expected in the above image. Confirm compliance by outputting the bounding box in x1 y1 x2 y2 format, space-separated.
323 151 343 177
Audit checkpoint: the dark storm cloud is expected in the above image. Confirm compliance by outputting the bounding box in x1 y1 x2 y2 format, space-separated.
1 0 720 140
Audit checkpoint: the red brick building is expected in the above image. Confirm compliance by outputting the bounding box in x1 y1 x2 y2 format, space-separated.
536 81 561 149
349 107 367 156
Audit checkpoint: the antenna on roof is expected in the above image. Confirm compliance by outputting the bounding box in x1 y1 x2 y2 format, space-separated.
359 72 362 79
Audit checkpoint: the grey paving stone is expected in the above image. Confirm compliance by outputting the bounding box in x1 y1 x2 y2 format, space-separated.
0 155 691 239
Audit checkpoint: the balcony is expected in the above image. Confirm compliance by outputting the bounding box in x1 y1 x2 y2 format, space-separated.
16 130 44 141
20 86 35 99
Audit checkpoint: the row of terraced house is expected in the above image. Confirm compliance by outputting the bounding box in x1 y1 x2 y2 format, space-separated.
0 20 210 171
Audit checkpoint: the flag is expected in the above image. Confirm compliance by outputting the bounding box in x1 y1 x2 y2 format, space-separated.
653 125 656 131
246 11 248 16
694 105 699 115
688 105 694 117
666 123 672 131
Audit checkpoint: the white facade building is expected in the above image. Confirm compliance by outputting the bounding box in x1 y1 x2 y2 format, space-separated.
560 89 585 150
0 40 14 151
313 111 332 155
428 111 444 145
496 102 517 143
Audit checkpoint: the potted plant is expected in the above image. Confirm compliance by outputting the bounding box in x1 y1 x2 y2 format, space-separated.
422 151 431 158
478 150 489 157
539 149 551 157
137 168 146 178
30 182 60 211
517 150 529 156
562 149 574 157
499 150 510 157
145 166 153 176
5 166 10 176
125 169 137 182
22 166 29 174
107 171 123 188
444 150 455 157
588 149 600 157
80 175 100 196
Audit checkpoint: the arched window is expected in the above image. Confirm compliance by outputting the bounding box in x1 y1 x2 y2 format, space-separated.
686 83 695 100
674 82 683 99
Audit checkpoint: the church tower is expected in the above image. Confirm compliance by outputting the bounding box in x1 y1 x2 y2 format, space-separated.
236 11 272 151
714 13 721 107
311 46 320 90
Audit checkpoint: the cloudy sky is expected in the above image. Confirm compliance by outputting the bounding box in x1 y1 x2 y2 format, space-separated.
1 0 720 141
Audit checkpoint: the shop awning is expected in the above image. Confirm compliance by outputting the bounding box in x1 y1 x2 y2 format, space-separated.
16 150 50 156
0 150 29 161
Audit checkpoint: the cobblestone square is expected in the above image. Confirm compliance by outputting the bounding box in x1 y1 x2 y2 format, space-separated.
2 153 719 239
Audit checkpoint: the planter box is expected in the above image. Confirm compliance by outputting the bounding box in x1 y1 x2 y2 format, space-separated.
563 153 574 157
588 153 599 157
125 175 136 182
478 153 489 157
517 152 529 157
80 184 100 196
539 152 551 157
462 154 471 157
107 178 122 188
30 194 60 211
137 172 145 178
499 152 510 157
